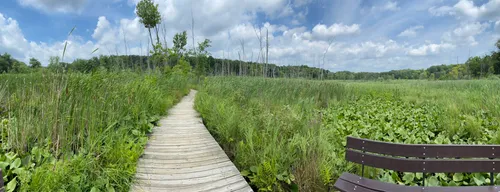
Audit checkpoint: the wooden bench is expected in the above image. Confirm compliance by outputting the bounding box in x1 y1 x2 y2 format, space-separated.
0 169 3 192
334 136 500 192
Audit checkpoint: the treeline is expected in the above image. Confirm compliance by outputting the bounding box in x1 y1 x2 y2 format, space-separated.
1 40 499 80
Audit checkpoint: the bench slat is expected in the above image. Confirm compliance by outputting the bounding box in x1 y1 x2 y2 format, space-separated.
346 149 500 173
339 172 500 192
340 172 421 192
333 176 378 192
347 137 500 158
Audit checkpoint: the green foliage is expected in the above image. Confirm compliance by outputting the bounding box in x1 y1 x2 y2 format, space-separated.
173 31 188 55
136 0 161 48
150 42 169 67
196 77 500 191
194 39 212 79
172 57 192 76
28 58 41 69
197 39 212 55
196 77 348 191
136 0 161 29
0 53 14 73
10 61 29 74
47 56 66 73
0 71 190 191
69 58 100 73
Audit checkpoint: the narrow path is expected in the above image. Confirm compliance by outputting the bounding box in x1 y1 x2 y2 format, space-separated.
132 90 253 192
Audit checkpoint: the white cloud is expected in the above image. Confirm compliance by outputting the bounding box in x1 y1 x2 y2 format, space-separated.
495 20 500 31
92 16 114 44
290 9 308 26
134 0 287 37
452 22 489 37
454 0 500 20
428 6 454 16
442 22 490 46
0 13 29 57
17 0 88 13
429 0 500 20
0 12 98 65
398 25 424 38
310 23 360 40
277 3 294 18
343 40 402 59
293 0 312 7
372 1 400 12
407 43 455 56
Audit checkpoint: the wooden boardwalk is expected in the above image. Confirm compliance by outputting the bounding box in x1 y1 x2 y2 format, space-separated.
132 90 253 192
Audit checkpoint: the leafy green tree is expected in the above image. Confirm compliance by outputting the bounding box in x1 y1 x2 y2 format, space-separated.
429 73 435 80
29 58 42 68
194 39 212 79
47 56 65 73
151 42 169 68
494 39 500 74
136 0 162 48
70 59 92 73
0 53 13 73
0 57 9 73
172 57 192 76
11 61 29 73
419 71 428 79
197 39 212 55
173 31 187 55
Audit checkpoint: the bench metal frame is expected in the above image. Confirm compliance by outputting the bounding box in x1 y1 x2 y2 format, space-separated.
334 136 500 192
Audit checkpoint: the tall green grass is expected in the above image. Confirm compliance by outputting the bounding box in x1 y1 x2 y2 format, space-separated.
0 71 189 191
196 77 349 191
195 77 500 191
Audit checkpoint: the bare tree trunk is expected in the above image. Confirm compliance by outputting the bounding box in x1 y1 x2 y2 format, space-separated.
321 38 334 81
147 37 151 71
122 27 129 55
253 26 264 78
222 51 225 76
148 28 154 48
238 52 242 76
155 26 160 46
191 7 196 53
240 39 246 76
266 28 269 78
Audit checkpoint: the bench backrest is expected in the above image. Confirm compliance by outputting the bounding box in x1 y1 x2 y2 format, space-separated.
345 136 500 173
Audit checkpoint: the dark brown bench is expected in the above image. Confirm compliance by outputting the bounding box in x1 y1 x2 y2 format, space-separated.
334 136 500 192
0 169 3 192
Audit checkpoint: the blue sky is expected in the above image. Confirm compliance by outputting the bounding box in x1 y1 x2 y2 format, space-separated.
0 0 499 72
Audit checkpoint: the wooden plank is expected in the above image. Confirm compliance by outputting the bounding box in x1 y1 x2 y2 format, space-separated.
347 137 500 158
339 172 500 192
132 90 252 192
346 149 500 173
333 177 378 192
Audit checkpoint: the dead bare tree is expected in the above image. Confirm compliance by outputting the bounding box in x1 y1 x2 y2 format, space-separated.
321 38 334 80
222 50 225 76
191 4 196 53
266 28 269 78
239 39 246 76
252 25 265 77
238 51 242 76
122 27 129 55
250 51 254 76
160 23 169 66
162 23 168 47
